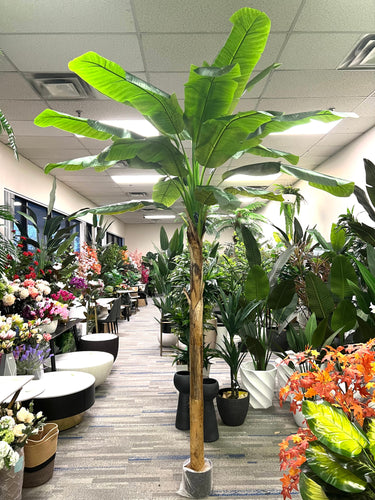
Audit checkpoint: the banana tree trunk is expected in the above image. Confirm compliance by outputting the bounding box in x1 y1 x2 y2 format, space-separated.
187 222 205 472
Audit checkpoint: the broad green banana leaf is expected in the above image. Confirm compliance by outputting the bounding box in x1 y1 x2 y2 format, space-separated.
330 223 347 253
69 51 185 137
330 300 357 333
244 265 269 301
330 255 358 299
305 272 335 319
71 200 156 218
302 400 369 458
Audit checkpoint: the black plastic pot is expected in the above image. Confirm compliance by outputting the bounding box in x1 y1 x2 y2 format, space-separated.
216 388 249 426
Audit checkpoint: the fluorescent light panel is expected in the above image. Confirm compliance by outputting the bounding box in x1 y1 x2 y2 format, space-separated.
272 120 341 136
144 214 175 219
102 119 159 137
224 173 281 183
111 174 162 184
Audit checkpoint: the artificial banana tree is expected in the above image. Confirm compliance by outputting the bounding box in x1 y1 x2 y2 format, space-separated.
34 7 355 473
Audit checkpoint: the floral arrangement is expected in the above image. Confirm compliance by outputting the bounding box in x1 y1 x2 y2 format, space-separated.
4 236 53 281
0 401 45 470
141 264 149 284
22 298 69 323
278 340 375 499
129 249 143 271
0 277 51 314
51 289 75 305
0 314 35 354
13 342 51 375
77 242 101 276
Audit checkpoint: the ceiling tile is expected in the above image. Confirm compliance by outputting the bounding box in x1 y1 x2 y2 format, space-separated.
353 97 375 117
0 0 136 33
333 116 375 134
264 70 375 98
295 0 375 32
0 100 47 120
0 73 39 99
45 99 144 121
0 34 143 72
134 0 301 32
11 121 71 136
16 135 84 149
258 97 365 114
279 33 363 70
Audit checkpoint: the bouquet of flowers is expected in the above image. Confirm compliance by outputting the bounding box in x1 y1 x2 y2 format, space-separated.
0 401 45 470
13 342 51 375
0 314 35 354
0 277 51 316
50 289 75 305
22 298 69 324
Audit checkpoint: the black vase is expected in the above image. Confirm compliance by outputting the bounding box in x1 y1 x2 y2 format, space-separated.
203 378 219 442
174 371 190 430
174 372 219 442
216 387 249 426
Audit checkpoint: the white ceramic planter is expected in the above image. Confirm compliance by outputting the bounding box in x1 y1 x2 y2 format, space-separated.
215 324 229 352
240 360 277 409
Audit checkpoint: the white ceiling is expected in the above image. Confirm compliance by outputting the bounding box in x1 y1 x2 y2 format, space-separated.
0 0 375 224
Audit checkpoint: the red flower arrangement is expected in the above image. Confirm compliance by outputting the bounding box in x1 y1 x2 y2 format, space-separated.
278 340 375 499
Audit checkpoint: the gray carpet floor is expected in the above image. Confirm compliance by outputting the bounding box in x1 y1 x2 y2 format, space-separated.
22 301 298 500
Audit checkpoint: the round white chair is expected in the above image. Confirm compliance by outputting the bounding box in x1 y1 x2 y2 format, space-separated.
52 351 114 387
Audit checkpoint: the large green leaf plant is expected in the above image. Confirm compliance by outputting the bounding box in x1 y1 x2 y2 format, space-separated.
299 400 375 499
34 7 355 473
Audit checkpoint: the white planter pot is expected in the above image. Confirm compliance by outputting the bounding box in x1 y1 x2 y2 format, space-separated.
204 318 217 349
216 324 229 352
157 331 177 347
240 361 277 409
39 319 58 334
0 352 17 376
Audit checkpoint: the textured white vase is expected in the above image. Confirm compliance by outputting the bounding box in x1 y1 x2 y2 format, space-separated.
240 361 277 409
0 352 17 376
215 324 229 351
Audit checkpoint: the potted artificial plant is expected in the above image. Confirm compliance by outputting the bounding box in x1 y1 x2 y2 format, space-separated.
34 6 355 494
239 225 296 409
213 287 255 426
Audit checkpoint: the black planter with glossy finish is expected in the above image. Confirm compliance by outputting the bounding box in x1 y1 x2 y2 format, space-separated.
216 387 249 426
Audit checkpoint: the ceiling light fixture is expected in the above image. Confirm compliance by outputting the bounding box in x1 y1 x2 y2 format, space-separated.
111 174 162 185
144 214 176 220
272 120 341 136
102 119 159 137
223 173 281 183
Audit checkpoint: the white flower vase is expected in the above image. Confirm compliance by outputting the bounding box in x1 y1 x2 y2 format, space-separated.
0 448 24 500
240 361 277 409
40 319 58 335
0 352 17 376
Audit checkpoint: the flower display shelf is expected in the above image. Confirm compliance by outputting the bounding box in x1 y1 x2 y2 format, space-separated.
25 371 95 431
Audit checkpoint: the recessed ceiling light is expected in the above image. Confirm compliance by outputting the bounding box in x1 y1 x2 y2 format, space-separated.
103 119 159 137
144 214 176 220
223 173 281 183
271 120 341 136
111 175 162 185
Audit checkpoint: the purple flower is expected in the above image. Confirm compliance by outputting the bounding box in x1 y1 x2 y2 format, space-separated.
69 277 88 290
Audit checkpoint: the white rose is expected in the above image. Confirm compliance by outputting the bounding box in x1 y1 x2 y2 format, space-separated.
16 407 34 424
8 449 19 467
19 288 29 299
2 294 15 306
13 423 26 437
0 441 10 459
0 416 15 428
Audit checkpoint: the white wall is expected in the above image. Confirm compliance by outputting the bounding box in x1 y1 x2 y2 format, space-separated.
262 126 375 239
0 142 127 238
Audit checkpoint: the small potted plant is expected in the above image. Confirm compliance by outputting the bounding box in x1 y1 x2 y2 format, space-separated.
213 288 256 426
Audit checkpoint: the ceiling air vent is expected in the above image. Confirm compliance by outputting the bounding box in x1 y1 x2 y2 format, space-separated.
26 73 94 99
129 192 148 197
338 34 375 70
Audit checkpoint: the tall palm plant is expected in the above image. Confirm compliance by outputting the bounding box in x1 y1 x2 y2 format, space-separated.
33 7 355 474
